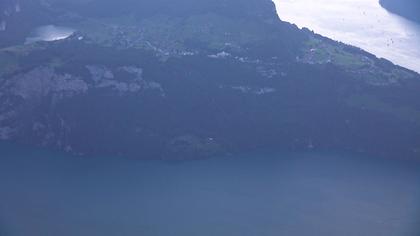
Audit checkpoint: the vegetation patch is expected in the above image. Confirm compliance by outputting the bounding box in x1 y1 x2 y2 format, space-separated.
347 94 420 126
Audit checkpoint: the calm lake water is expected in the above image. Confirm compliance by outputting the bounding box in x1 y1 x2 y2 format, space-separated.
1 142 420 236
25 25 75 44
274 0 420 73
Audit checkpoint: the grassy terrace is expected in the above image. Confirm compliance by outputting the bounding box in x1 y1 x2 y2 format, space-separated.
71 12 270 56
299 37 417 86
299 37 369 68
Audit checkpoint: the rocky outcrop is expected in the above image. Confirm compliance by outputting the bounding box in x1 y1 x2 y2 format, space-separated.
0 20 6 31
86 65 165 95
0 63 168 153
7 67 88 99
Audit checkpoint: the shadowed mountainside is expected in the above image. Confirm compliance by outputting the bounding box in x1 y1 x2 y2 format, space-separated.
0 0 419 160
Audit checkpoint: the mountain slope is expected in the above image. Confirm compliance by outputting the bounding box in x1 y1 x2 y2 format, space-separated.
0 0 419 160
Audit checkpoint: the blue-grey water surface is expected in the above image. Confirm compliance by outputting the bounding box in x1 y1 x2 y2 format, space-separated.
1 142 420 236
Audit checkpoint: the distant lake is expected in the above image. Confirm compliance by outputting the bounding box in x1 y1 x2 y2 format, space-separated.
274 0 420 73
1 142 420 236
25 25 75 44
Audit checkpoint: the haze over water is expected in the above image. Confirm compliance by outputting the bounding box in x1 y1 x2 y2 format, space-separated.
1 143 420 236
274 0 420 73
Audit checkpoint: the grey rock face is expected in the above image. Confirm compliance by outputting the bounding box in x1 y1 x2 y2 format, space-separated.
0 20 5 31
86 65 165 95
0 66 88 142
6 67 88 100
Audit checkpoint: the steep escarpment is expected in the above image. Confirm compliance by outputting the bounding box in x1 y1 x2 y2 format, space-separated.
0 0 419 160
380 0 420 23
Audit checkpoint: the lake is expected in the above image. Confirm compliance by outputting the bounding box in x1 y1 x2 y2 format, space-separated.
25 25 75 44
273 0 420 73
1 142 420 236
